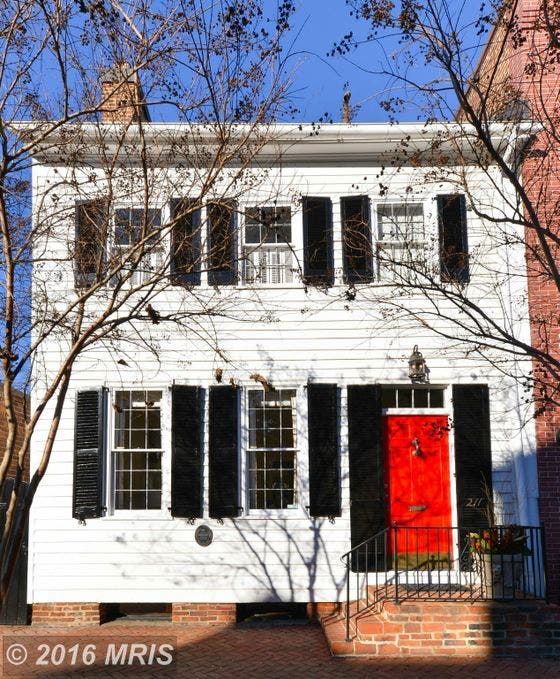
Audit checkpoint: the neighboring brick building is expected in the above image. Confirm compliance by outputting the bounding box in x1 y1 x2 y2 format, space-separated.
463 0 560 602
1 387 29 481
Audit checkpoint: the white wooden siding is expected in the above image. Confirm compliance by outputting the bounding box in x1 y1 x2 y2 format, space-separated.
27 151 538 604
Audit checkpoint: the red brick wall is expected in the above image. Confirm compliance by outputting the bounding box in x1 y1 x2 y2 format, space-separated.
32 603 110 626
171 603 236 625
324 599 560 657
1 387 29 481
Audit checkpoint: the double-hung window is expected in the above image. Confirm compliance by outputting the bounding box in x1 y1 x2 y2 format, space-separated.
112 208 163 285
242 207 293 285
247 389 297 510
112 389 163 510
376 203 426 279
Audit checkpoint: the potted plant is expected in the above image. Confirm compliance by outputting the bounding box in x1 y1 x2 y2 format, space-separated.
469 526 531 599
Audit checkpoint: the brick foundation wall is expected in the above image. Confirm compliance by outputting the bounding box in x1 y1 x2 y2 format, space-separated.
32 603 110 626
171 603 236 625
306 602 340 620
324 599 560 657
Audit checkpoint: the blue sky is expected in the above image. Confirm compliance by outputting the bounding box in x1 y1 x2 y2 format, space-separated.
287 0 487 123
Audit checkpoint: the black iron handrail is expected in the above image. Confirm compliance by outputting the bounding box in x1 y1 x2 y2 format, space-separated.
341 523 547 643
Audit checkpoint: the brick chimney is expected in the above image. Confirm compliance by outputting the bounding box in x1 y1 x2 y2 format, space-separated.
100 63 150 123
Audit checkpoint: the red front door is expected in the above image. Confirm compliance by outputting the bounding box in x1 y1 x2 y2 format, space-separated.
383 415 452 565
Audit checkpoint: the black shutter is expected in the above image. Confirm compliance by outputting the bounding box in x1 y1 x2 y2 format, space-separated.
73 389 106 520
308 384 340 517
208 385 239 518
453 384 492 528
302 197 334 286
75 200 108 288
438 194 469 283
341 196 373 283
171 386 202 518
348 385 385 570
207 200 237 285
0 478 28 625
170 199 201 286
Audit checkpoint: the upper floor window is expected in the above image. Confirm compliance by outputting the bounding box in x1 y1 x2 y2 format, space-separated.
113 208 163 286
247 388 298 510
242 206 293 285
112 389 162 510
376 202 426 279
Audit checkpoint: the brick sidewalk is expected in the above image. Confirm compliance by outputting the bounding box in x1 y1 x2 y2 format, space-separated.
1 621 559 678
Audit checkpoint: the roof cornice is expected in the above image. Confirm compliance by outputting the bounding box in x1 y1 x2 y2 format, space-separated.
10 120 536 166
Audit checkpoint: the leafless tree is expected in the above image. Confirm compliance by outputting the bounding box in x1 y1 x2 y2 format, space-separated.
0 0 299 605
333 1 560 416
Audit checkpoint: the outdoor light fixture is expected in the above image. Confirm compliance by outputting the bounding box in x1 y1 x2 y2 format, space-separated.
408 345 428 383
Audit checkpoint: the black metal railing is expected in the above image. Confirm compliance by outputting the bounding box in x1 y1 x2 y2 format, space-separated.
341 524 547 642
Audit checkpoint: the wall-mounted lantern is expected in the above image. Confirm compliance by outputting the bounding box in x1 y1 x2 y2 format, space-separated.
408 345 428 383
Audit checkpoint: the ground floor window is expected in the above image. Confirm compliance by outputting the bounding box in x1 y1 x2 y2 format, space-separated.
247 388 298 510
112 389 163 510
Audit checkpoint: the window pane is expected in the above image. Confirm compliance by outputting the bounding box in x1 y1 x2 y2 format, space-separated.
131 410 146 428
147 491 161 509
281 428 295 448
264 409 281 430
267 489 282 509
146 390 161 407
282 469 294 490
148 451 161 468
116 391 130 409
147 409 160 429
130 452 145 470
281 451 295 469
115 491 128 510
147 471 161 490
147 430 161 449
131 471 145 490
130 429 146 449
430 389 444 408
414 389 428 408
115 429 126 449
245 208 261 243
264 427 281 449
283 489 295 507
398 388 412 408
116 451 130 469
267 452 281 469
116 471 130 491
131 493 146 510
382 388 396 408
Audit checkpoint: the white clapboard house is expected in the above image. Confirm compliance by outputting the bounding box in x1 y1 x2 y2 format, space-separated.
21 106 542 623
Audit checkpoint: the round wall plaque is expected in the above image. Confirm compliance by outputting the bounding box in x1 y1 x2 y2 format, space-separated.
195 524 213 547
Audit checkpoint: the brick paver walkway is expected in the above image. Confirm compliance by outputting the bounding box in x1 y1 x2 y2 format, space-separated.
1 621 559 678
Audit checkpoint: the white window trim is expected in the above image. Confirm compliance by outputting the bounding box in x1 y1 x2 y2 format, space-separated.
238 203 302 290
109 204 167 289
103 385 171 520
373 198 438 281
240 385 308 518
